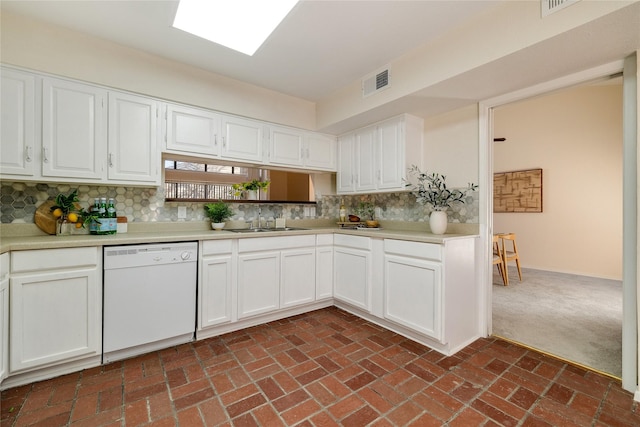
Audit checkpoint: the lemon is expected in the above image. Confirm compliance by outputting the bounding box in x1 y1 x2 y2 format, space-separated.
52 208 63 218
67 213 79 223
75 222 83 229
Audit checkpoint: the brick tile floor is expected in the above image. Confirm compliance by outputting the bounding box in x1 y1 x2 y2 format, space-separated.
2 307 639 426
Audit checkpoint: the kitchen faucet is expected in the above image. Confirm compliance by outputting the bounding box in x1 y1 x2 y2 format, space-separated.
257 207 262 229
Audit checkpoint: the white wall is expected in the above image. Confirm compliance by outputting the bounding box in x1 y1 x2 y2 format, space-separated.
316 0 633 129
422 105 479 188
494 84 623 279
0 10 316 130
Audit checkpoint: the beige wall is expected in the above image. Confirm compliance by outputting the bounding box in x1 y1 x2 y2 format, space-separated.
494 84 623 279
0 10 316 130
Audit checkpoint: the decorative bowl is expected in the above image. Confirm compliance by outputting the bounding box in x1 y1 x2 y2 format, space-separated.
348 215 360 222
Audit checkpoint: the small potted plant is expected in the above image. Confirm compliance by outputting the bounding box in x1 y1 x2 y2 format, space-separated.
356 201 379 228
204 200 234 230
232 179 270 200
405 165 478 234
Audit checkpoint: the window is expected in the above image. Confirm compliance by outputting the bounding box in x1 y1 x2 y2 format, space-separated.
164 157 269 201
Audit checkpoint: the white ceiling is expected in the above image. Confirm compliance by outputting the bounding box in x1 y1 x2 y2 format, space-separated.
0 0 505 102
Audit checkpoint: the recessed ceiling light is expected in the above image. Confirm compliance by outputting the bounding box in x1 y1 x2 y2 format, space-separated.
173 0 298 56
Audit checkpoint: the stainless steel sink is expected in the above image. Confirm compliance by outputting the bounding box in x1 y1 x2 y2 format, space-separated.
227 227 309 233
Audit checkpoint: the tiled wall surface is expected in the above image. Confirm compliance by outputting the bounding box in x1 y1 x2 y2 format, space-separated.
0 182 479 224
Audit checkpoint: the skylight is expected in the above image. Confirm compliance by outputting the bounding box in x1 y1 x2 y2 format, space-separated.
173 0 298 56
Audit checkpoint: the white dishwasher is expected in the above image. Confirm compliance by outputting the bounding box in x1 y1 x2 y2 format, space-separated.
103 242 197 363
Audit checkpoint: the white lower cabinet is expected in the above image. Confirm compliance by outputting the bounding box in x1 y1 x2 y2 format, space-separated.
200 240 234 329
382 238 477 353
237 235 316 319
315 235 333 300
8 248 101 383
333 235 372 312
281 247 316 308
384 253 442 341
238 251 281 318
0 253 9 384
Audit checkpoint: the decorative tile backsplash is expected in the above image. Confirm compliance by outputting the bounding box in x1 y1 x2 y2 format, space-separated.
0 182 479 224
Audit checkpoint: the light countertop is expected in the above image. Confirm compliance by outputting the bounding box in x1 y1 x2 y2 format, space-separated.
0 220 479 253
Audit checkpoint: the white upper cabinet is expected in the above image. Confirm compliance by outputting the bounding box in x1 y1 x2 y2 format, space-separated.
108 92 160 185
377 117 405 190
268 126 305 167
42 77 107 181
0 68 36 177
337 114 423 195
268 125 337 172
337 133 355 193
355 125 377 192
220 114 264 163
304 132 336 171
165 103 221 157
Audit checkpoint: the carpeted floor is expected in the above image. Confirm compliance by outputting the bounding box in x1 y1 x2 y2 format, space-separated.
492 266 622 378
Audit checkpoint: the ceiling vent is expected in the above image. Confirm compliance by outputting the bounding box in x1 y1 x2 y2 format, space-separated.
541 0 580 17
362 67 390 98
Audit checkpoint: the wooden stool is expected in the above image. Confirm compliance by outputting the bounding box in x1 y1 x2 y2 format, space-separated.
492 234 507 286
500 233 522 282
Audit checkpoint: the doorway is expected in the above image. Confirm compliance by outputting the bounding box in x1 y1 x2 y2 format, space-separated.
478 57 638 393
490 79 623 377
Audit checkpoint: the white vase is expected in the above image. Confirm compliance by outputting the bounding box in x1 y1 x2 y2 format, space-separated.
246 190 258 200
211 222 226 231
429 210 448 235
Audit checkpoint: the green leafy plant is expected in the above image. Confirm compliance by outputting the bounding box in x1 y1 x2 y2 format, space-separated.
231 179 270 197
355 201 376 221
50 189 80 217
405 165 478 210
204 200 234 223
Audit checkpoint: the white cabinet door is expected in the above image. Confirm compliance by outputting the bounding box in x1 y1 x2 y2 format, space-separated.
355 126 377 192
201 255 233 327
10 267 101 373
305 133 336 171
42 77 106 180
1 68 36 177
337 115 423 195
269 126 304 167
221 115 264 162
0 253 8 382
377 117 404 190
315 245 333 300
166 103 220 156
334 246 371 311
108 92 160 184
237 251 280 318
384 254 442 341
281 248 315 308
337 134 355 193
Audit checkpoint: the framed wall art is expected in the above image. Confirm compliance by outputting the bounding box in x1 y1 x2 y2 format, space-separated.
494 168 543 213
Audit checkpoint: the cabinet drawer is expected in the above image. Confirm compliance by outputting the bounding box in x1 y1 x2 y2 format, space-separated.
202 239 233 256
316 234 333 246
384 239 441 261
11 247 99 273
334 234 371 250
238 235 315 253
1 253 8 278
